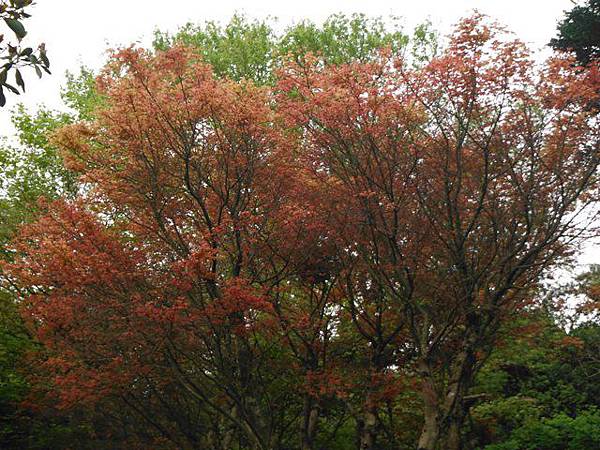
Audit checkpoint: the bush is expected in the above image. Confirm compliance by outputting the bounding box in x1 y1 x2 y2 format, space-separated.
485 409 600 450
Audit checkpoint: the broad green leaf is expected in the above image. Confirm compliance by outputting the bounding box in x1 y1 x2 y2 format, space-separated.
4 18 26 40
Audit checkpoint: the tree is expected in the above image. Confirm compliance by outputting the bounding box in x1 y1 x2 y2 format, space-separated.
5 46 312 449
153 13 437 85
0 69 101 448
469 314 600 450
550 0 600 66
0 14 437 449
3 13 600 450
278 13 600 449
571 264 600 319
0 104 81 448
0 0 50 106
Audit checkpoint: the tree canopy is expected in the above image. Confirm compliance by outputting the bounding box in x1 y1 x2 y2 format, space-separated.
550 0 600 66
153 13 437 84
0 11 599 450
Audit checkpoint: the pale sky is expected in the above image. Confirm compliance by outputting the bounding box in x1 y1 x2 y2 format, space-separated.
1 0 597 269
0 0 576 119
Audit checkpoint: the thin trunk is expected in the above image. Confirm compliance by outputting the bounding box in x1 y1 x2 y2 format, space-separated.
244 395 269 450
444 418 463 450
221 406 238 450
358 401 378 450
417 416 439 450
417 362 440 450
357 344 390 450
440 345 474 450
301 396 319 450
233 316 270 450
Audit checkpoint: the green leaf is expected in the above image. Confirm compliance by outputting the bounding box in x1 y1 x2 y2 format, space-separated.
3 83 19 94
0 88 5 107
0 69 6 85
34 65 41 78
15 69 24 91
4 18 27 40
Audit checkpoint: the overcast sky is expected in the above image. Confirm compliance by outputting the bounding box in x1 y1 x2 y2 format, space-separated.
0 0 576 118
1 0 597 267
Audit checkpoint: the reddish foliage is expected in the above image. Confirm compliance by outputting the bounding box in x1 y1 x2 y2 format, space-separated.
3 13 600 450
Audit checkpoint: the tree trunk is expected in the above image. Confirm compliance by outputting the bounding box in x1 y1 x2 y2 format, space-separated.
417 362 440 450
221 406 238 450
301 396 319 450
417 344 476 450
440 345 475 450
358 402 378 450
443 418 463 450
418 404 440 450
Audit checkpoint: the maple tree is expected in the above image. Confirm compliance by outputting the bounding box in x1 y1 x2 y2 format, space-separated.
0 13 433 449
5 46 335 449
277 13 600 449
2 13 600 450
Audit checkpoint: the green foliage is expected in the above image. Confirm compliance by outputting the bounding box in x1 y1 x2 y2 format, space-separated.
469 312 600 449
61 67 104 120
0 106 76 248
473 396 543 436
0 66 99 245
153 13 437 85
485 409 600 450
153 14 277 83
278 14 409 66
410 21 439 65
0 288 31 448
550 0 600 65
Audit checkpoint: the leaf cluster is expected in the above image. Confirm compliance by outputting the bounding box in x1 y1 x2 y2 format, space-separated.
0 0 50 106
550 0 600 66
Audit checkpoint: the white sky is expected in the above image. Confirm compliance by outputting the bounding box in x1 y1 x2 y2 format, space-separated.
0 0 576 119
0 0 597 269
